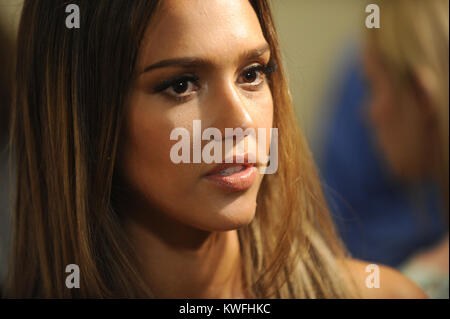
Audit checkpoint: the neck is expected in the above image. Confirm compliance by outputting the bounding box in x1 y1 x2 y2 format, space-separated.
123 205 246 298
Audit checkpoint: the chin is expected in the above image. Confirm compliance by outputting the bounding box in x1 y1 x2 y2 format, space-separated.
196 198 258 232
216 207 256 231
185 178 261 231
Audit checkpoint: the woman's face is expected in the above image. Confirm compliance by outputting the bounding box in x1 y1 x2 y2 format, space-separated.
363 43 432 181
119 0 273 232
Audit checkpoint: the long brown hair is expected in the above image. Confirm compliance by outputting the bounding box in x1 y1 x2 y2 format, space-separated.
5 0 353 298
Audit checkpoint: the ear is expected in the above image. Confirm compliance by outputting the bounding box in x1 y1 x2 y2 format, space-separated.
410 66 439 124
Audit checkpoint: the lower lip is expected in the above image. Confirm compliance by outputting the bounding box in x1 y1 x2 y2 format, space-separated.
205 166 257 192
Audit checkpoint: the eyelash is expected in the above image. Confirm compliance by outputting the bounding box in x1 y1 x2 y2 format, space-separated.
153 61 277 103
153 74 201 103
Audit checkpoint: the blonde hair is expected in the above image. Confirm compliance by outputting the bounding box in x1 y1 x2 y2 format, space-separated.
5 0 354 298
367 0 449 210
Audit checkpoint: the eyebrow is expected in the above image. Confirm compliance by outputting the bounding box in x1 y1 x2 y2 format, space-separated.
140 43 270 74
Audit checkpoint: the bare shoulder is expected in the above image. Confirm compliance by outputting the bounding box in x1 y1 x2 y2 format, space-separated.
339 258 428 299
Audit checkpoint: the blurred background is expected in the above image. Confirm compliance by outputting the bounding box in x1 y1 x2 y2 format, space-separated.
0 0 448 298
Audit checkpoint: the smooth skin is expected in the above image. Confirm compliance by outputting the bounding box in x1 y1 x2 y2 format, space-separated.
118 0 427 298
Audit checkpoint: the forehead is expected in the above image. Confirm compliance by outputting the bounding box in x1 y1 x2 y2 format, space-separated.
138 0 267 66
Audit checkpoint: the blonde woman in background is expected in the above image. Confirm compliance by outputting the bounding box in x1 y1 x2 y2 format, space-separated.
364 0 449 298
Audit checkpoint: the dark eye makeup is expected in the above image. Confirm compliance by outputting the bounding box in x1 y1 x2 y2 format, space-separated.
243 62 276 80
239 61 277 87
153 74 200 94
152 60 277 102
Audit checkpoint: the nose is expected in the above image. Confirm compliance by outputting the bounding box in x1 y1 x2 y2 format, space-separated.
206 79 255 136
209 80 260 162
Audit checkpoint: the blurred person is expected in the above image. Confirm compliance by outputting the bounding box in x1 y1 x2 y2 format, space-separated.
321 48 446 269
3 0 426 298
364 0 449 298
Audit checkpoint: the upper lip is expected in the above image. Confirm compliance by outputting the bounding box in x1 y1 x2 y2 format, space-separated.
205 153 258 176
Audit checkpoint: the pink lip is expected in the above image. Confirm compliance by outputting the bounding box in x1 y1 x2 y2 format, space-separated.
204 153 258 192
205 164 257 192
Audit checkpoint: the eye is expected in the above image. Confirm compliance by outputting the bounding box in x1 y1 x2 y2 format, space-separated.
238 63 275 90
154 75 200 101
167 79 195 95
242 68 260 83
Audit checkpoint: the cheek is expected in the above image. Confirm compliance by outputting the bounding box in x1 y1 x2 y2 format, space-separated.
263 91 275 152
368 87 402 160
369 87 394 125
127 105 171 172
368 88 425 177
260 86 274 125
119 101 194 207
250 88 274 149
369 83 402 143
